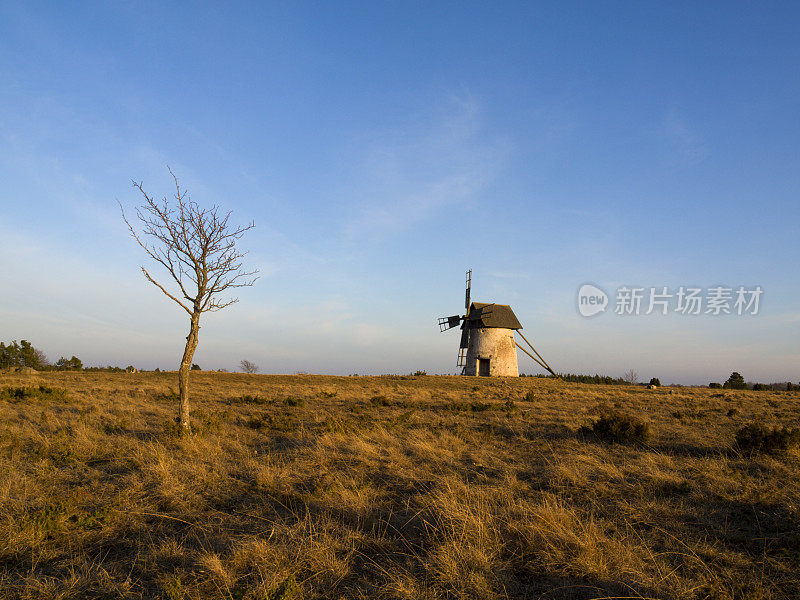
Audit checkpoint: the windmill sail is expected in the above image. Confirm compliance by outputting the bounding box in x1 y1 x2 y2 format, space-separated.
465 269 471 310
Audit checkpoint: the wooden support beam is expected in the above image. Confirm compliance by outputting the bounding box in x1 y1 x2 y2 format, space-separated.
516 342 549 372
516 331 557 377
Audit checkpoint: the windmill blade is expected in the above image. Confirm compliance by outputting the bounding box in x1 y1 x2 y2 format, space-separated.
475 303 494 317
459 325 469 348
465 269 472 310
438 315 462 332
468 303 494 324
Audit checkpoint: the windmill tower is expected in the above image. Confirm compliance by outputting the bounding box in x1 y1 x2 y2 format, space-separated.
438 270 556 377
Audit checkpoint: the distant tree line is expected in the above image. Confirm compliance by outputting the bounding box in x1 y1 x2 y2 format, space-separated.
710 371 798 391
0 340 49 370
522 370 799 391
521 372 628 385
0 340 135 373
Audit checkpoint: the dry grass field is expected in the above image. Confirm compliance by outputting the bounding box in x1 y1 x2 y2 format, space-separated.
1 371 799 600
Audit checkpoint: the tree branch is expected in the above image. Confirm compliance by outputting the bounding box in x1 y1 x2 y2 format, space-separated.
121 172 257 319
142 268 194 315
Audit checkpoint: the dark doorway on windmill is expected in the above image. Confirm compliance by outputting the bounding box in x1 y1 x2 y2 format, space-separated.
478 359 490 377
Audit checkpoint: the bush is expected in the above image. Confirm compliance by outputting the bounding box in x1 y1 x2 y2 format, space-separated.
246 414 270 430
369 395 390 406
444 401 495 412
709 382 722 389
191 364 201 371
735 422 800 455
523 390 536 402
268 574 302 600
162 419 186 438
159 387 180 402
751 383 769 391
649 377 661 386
0 385 69 403
235 394 271 405
582 411 650 444
283 396 305 407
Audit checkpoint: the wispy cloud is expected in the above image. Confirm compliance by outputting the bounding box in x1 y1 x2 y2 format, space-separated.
342 95 509 240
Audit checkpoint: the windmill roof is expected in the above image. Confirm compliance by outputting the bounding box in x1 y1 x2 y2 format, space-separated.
467 302 522 329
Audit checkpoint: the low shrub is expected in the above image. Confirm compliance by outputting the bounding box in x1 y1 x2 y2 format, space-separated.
444 400 494 412
159 387 180 402
735 422 800 455
256 413 299 432
161 419 186 438
0 385 69 402
470 401 491 412
234 394 272 405
581 411 650 444
102 417 129 435
709 382 722 389
192 409 227 434
246 413 270 430
268 574 302 600
522 390 536 402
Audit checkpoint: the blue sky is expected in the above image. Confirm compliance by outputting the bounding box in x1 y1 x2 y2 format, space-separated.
1 2 798 383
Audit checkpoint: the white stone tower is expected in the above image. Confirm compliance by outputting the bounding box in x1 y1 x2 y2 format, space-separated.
438 270 555 377
461 303 521 377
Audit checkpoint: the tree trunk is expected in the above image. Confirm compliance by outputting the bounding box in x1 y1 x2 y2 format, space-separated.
178 311 201 430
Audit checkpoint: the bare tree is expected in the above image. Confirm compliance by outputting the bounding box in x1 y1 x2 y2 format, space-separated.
240 359 259 374
121 168 257 430
623 369 639 385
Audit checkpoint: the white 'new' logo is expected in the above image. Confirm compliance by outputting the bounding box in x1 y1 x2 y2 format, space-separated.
577 284 608 317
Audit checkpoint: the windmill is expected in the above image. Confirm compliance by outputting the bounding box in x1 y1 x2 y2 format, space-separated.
438 270 556 377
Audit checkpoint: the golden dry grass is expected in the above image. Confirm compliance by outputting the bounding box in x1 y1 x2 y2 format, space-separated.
1 371 799 599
